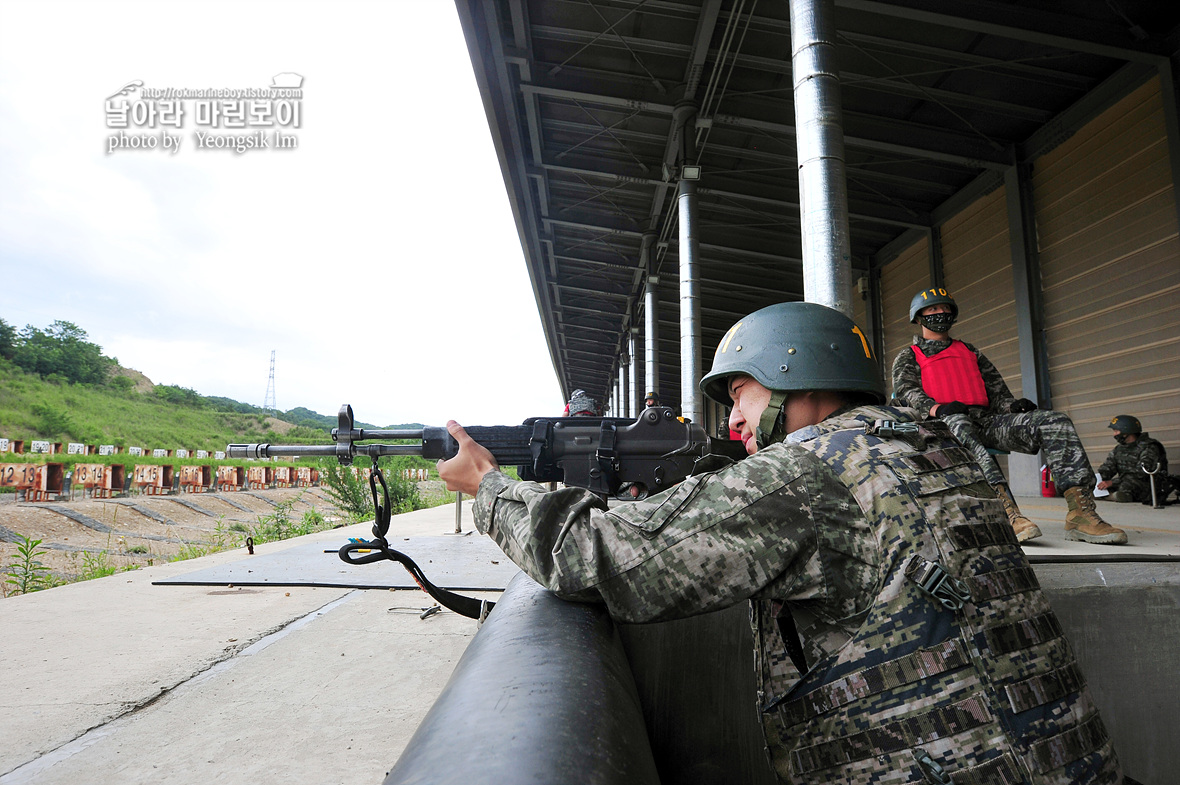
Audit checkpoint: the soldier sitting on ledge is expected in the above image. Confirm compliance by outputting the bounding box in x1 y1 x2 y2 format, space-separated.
892 287 1127 545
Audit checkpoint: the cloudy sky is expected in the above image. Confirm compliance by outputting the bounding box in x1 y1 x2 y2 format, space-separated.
0 0 563 427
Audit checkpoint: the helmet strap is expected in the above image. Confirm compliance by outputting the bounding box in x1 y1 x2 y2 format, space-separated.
755 391 790 449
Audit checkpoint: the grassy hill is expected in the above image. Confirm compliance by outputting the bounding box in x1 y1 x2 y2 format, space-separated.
0 359 353 454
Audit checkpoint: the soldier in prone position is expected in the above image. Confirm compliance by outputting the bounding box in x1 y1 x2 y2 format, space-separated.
439 302 1122 784
891 287 1127 545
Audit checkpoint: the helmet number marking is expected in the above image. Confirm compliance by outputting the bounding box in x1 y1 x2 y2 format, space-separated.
851 325 872 359
920 288 950 300
718 321 742 354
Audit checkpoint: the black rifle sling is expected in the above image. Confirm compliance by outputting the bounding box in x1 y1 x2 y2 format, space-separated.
335 462 493 621
774 601 810 675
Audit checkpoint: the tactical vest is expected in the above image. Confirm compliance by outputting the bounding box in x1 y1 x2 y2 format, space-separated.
912 340 989 407
754 407 1120 785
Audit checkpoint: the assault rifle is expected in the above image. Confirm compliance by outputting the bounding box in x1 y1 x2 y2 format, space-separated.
227 404 746 619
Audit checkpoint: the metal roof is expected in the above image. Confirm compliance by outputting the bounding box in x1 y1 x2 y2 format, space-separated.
456 0 1180 409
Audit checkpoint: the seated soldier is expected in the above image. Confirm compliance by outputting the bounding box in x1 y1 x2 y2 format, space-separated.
892 287 1127 545
1097 415 1171 504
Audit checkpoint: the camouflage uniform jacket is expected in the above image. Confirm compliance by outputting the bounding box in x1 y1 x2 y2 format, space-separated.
892 337 1019 415
473 405 1120 784
1097 434 1167 482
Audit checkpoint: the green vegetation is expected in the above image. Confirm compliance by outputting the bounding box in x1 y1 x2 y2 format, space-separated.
317 456 429 522
0 319 113 386
0 358 328 451
170 521 239 562
3 534 60 595
247 499 335 544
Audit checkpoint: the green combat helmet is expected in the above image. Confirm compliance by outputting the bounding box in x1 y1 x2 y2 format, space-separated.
700 302 885 448
908 287 958 323
1108 414 1142 435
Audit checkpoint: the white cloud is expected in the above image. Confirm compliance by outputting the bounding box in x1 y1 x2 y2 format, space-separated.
0 0 562 428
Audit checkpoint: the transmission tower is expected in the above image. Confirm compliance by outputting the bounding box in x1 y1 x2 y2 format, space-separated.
263 350 277 411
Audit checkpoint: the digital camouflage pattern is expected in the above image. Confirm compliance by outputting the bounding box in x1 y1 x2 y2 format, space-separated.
1097 435 1170 503
473 404 1120 784
893 338 1096 491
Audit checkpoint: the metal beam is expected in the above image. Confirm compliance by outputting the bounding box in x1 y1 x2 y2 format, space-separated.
1161 57 1180 239
522 83 1011 169
837 0 1169 65
1004 162 1051 407
927 226 944 289
541 161 931 228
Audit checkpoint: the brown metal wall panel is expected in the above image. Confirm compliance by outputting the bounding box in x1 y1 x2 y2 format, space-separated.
941 186 1022 399
1033 77 1180 464
880 237 930 398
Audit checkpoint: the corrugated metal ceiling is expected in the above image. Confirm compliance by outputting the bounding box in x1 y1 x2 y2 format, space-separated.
456 0 1180 410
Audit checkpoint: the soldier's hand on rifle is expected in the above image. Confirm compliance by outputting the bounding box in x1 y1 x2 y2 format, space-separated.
934 401 969 417
437 421 499 496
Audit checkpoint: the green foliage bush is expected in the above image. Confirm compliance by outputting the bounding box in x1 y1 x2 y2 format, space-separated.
3 534 59 595
249 499 333 544
318 457 428 522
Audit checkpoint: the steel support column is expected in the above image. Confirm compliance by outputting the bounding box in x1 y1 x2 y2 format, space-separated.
628 328 640 416
1159 57 1180 237
645 274 660 403
927 226 945 289
676 105 702 423
790 0 853 317
620 352 631 419
1004 163 1051 408
868 265 886 379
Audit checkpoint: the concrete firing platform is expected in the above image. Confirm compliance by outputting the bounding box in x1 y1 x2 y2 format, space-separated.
1013 494 1180 560
1 494 1177 785
0 500 495 785
152 536 519 590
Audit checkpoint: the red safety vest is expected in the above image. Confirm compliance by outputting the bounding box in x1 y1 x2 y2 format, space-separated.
910 340 989 407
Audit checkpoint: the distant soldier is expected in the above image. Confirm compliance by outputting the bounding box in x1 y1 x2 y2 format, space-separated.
441 302 1122 784
563 389 599 417
643 390 660 408
892 287 1127 545
1097 415 1171 504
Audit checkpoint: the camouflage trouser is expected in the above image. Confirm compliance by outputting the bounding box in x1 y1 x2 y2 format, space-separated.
941 409 1096 491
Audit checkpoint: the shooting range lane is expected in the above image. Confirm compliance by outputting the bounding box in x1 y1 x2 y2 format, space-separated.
152 536 520 590
0 500 492 785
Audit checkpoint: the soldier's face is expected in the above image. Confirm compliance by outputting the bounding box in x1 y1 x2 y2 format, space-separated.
919 304 953 317
727 375 772 455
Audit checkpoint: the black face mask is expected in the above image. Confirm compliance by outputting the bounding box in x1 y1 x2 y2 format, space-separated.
1114 433 1130 445
920 313 956 334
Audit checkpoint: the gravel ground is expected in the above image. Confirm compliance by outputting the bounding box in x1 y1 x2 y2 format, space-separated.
0 485 346 587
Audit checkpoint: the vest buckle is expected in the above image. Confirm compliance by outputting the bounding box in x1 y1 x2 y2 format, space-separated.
905 555 972 611
868 420 928 449
914 749 954 785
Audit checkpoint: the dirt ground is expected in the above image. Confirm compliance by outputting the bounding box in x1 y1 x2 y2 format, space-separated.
0 485 347 588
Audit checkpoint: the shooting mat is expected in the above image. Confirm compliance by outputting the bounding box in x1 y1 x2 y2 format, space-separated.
153 535 520 590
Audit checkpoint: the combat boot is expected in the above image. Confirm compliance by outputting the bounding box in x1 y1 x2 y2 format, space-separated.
991 483 1042 542
1110 490 1134 503
1063 486 1128 544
